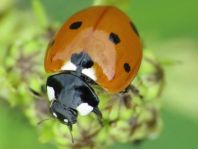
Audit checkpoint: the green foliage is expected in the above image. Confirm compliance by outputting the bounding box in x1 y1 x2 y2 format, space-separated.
0 0 164 148
93 0 131 10
0 0 13 13
32 0 49 28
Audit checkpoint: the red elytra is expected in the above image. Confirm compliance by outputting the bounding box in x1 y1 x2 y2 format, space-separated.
44 6 142 93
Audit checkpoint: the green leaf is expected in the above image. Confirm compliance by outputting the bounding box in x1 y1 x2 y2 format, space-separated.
32 0 48 28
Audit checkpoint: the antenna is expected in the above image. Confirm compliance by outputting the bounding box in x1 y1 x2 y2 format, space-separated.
37 118 75 143
37 118 51 125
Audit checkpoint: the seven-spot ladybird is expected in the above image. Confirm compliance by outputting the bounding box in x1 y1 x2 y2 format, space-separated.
44 6 142 129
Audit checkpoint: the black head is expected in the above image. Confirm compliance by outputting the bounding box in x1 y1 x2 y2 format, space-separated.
49 100 78 126
46 71 101 128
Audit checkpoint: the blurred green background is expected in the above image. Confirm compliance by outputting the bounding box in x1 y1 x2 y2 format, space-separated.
0 0 198 149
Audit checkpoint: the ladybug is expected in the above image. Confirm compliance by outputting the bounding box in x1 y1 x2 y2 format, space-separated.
45 6 142 130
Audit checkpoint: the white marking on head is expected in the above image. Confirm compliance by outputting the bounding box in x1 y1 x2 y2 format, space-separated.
82 68 97 81
61 61 77 71
64 119 68 123
47 86 55 101
76 103 93 116
53 112 57 118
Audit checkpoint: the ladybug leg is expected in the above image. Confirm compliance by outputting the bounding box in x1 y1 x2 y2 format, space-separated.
40 84 47 94
93 107 103 126
123 85 143 99
29 84 47 97
29 87 41 97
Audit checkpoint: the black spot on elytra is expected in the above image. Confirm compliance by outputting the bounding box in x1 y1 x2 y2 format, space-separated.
69 21 82 29
109 32 120 44
130 22 139 37
124 63 131 73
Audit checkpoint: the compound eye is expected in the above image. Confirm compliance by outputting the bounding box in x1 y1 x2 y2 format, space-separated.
47 86 55 101
52 111 68 123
